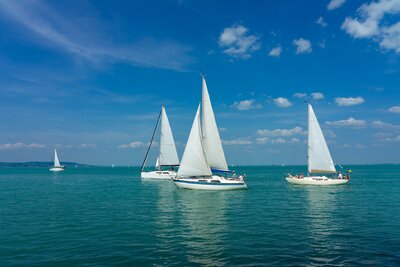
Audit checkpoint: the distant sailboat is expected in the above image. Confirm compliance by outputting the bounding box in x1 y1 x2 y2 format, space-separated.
141 105 180 179
173 76 247 190
286 104 348 185
49 149 65 172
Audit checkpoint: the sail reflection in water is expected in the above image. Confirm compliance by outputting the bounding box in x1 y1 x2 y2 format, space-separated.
176 191 229 266
304 186 350 265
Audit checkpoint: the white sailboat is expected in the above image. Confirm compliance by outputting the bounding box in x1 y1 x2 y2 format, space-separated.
286 104 348 185
173 77 247 190
49 149 65 172
141 105 180 179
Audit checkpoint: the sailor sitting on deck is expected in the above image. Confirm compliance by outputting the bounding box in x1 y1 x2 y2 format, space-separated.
338 171 343 179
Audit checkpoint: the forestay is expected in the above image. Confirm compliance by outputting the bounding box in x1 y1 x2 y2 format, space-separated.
201 77 229 172
308 104 336 174
159 106 180 166
178 105 212 177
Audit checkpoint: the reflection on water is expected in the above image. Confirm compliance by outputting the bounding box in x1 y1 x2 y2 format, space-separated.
304 186 349 265
176 190 228 266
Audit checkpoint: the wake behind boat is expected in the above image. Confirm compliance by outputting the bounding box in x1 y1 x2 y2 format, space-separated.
286 103 349 186
49 149 65 172
141 105 180 180
173 76 247 190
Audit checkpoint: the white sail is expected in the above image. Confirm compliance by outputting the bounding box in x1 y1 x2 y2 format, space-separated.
54 149 61 167
201 77 228 172
308 104 336 174
155 156 160 169
178 105 212 177
159 106 180 166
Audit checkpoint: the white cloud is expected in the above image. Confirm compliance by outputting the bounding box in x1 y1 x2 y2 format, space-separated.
311 92 324 100
388 105 400 113
316 17 328 27
273 97 292 108
293 92 307 98
78 143 96 149
326 117 367 127
328 0 346 10
222 138 252 145
335 97 365 106
268 46 282 57
256 137 269 144
292 38 312 54
231 99 262 111
257 126 306 137
218 24 261 59
271 138 286 144
219 127 227 132
341 0 400 53
0 142 46 150
118 141 146 149
0 1 192 71
371 120 400 130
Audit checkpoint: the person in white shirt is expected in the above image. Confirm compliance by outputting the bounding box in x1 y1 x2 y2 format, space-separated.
338 171 343 179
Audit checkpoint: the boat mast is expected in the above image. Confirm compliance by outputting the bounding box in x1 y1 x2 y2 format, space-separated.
307 102 310 177
140 108 162 172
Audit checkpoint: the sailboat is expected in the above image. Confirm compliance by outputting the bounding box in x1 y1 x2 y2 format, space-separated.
141 105 180 179
173 77 247 190
286 104 348 185
49 149 65 172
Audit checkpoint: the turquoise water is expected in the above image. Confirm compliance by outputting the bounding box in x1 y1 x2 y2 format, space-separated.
1 165 400 266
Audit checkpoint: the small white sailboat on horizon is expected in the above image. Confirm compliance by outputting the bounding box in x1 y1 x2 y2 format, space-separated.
141 105 180 180
49 149 65 172
286 103 348 185
173 76 247 190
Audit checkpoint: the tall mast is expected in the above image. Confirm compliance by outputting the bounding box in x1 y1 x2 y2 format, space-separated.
140 108 162 172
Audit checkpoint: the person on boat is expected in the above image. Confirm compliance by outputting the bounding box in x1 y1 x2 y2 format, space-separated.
299 173 304 179
171 166 174 171
338 171 343 179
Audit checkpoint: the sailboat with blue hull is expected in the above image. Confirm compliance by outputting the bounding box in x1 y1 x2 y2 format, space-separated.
173 77 247 190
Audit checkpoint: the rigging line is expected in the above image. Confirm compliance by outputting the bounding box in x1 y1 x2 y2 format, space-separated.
140 109 162 172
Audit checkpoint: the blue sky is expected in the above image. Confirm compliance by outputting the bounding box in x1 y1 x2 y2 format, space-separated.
0 0 399 165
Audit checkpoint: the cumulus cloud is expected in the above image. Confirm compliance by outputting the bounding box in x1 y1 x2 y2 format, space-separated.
293 92 307 98
325 117 367 127
268 46 282 57
388 105 400 113
371 120 400 130
257 126 306 137
316 17 328 27
292 38 312 54
118 141 146 149
311 92 324 100
273 97 292 108
341 0 400 53
0 142 46 150
222 138 252 145
328 0 346 10
231 99 262 110
335 96 365 106
256 137 269 144
218 24 261 59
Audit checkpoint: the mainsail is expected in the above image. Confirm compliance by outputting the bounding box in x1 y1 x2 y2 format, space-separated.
178 105 212 177
201 77 229 172
54 149 61 167
308 104 336 174
159 106 180 166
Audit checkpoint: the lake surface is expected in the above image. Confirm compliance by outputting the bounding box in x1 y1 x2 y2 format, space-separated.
1 165 400 266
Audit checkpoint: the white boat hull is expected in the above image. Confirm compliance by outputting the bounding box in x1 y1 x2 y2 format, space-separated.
173 176 247 190
286 176 348 186
141 170 176 180
49 167 65 172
